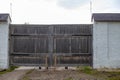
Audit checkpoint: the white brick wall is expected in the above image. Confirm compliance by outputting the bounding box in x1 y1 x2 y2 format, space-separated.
93 22 120 68
0 22 9 69
108 22 120 68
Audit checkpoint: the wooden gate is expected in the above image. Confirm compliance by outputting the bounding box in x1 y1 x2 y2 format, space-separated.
9 24 93 67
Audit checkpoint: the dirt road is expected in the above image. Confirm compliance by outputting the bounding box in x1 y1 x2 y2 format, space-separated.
24 69 100 80
0 70 28 80
1 67 120 80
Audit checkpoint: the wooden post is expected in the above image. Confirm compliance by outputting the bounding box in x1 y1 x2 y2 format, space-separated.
48 26 54 66
54 55 57 69
45 55 48 70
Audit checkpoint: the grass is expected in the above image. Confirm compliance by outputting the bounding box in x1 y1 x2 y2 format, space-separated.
76 66 95 74
64 77 73 80
22 76 30 80
77 66 120 80
21 69 34 80
26 69 34 75
0 66 18 75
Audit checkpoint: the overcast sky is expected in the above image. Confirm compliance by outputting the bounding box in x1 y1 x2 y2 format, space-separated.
0 0 120 24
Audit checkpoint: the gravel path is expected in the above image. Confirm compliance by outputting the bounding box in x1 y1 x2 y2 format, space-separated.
1 67 120 80
0 70 28 80
26 69 101 80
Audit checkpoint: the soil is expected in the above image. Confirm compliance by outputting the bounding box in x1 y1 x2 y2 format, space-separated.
0 67 120 80
0 70 28 80
24 69 102 80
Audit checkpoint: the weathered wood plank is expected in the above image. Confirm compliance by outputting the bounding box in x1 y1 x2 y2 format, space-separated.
10 24 93 66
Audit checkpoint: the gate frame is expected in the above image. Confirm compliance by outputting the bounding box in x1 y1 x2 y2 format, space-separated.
9 24 93 67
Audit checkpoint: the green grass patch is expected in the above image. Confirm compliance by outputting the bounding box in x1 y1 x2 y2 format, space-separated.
76 66 96 74
21 69 34 80
77 66 120 80
26 69 34 75
0 66 18 75
105 72 120 80
22 76 30 80
64 77 73 80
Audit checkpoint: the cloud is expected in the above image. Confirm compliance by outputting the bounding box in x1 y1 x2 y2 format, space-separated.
113 0 120 8
92 0 120 13
57 0 88 9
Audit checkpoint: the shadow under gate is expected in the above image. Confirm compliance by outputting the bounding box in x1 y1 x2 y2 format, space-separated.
9 24 93 67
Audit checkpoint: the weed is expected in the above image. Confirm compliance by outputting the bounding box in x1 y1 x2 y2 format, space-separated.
77 66 120 80
21 69 34 80
7 66 18 72
22 76 30 80
26 69 34 74
106 72 120 80
77 66 96 74
64 77 73 80
0 66 18 75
